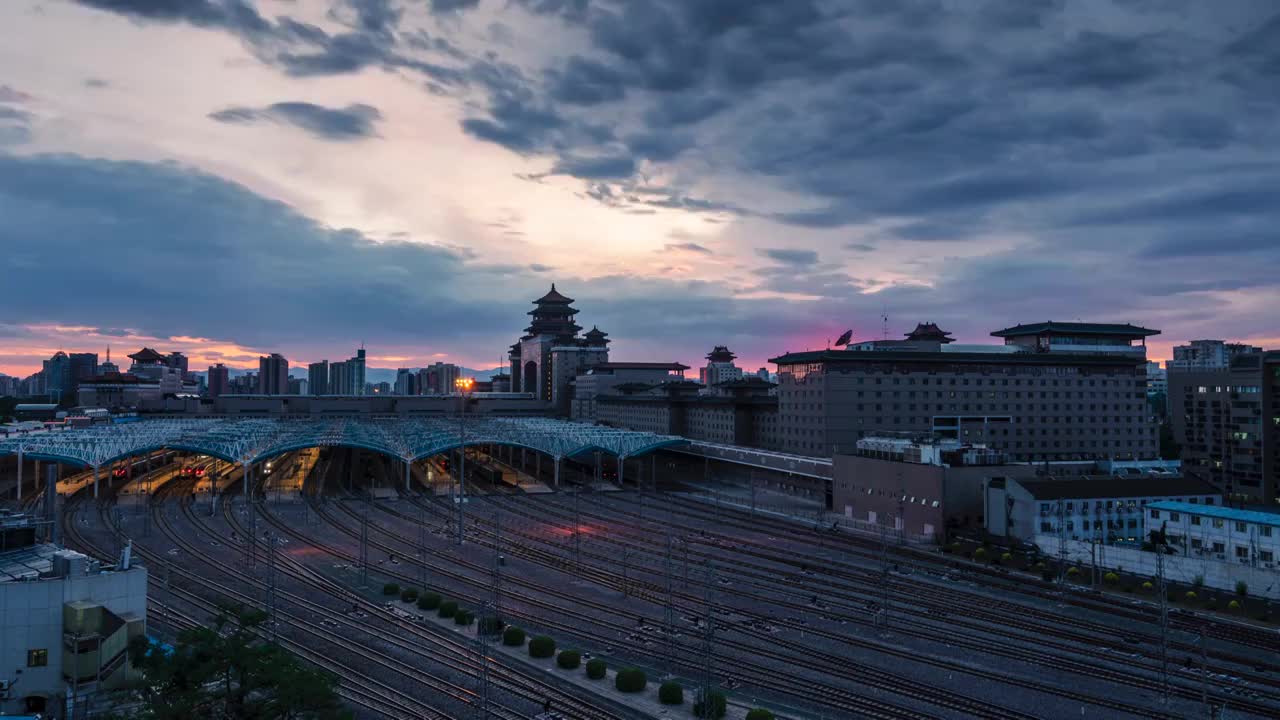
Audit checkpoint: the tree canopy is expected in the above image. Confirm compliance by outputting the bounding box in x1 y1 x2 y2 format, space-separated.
125 606 351 720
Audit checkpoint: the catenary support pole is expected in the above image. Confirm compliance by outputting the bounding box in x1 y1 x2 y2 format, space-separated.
16 446 22 502
93 464 99 499
554 457 560 490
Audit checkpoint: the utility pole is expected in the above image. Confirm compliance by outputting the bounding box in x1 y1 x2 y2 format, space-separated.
665 534 676 679
750 467 757 516
266 530 277 643
492 507 502 617
418 496 428 590
1057 498 1068 588
574 486 582 572
879 522 891 635
1199 624 1209 718
360 490 370 588
1158 549 1169 705
700 561 716 719
247 464 258 569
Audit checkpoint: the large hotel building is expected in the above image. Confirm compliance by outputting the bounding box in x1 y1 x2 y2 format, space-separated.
769 321 1159 462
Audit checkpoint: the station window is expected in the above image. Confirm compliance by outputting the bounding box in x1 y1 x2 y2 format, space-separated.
27 649 48 667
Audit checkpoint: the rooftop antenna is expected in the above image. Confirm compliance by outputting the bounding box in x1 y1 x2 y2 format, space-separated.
881 303 890 341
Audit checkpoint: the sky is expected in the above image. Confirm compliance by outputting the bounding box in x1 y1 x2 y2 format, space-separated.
1 0 1278 378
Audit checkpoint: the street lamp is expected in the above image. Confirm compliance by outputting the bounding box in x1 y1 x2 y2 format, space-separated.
454 377 475 546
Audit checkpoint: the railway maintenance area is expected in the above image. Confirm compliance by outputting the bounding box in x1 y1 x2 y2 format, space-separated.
3 417 1280 719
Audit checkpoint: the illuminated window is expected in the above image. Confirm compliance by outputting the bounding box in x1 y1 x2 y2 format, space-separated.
27 649 47 667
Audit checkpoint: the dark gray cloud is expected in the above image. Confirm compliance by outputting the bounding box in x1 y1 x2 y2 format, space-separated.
429 0 480 13
0 85 33 103
664 242 712 254
209 101 383 140
758 248 819 266
0 153 516 349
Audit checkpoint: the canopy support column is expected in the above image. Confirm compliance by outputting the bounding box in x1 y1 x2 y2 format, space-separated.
404 459 411 492
93 464 99 499
617 455 625 487
554 457 561 490
16 446 22 502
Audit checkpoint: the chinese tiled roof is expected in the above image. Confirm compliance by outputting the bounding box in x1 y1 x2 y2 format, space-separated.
991 322 1159 338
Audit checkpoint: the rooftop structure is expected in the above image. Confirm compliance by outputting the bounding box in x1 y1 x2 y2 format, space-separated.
990 321 1158 356
905 322 955 344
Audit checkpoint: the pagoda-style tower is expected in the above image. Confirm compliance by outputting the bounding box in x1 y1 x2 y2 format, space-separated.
524 284 582 341
508 284 609 413
905 322 955 344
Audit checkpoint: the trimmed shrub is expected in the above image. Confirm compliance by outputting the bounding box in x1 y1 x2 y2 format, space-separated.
973 547 987 560
1103 572 1120 585
1184 590 1197 602
694 690 727 719
658 681 683 705
454 609 474 626
1066 566 1080 577
382 582 400 596
585 658 606 680
1236 581 1248 599
477 616 504 636
1228 599 1241 611
528 635 556 659
556 650 581 670
418 593 441 610
401 588 419 603
438 600 458 619
502 627 526 647
1141 581 1154 592
615 667 646 693
746 710 775 720
1000 552 1012 562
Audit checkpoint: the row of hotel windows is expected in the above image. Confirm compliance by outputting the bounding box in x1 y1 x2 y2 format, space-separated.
837 390 1139 401
843 405 1145 420
1194 386 1262 394
1041 519 1140 532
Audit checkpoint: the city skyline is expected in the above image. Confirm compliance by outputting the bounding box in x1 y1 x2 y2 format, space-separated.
2 1 1279 378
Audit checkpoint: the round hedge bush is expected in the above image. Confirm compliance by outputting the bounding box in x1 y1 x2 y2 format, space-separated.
973 547 986 560
1066 566 1080 577
1000 552 1012 562
382 582 400 596
1103 572 1120 585
658 681 683 705
694 690 727 719
1228 599 1241 611
438 600 458 619
454 609 474 626
401 588 419 603
528 635 556 659
502 627 526 647
585 658 606 680
614 667 646 693
477 616 503 635
1141 581 1154 592
746 710 775 720
556 650 581 670
418 593 441 610
1184 590 1198 601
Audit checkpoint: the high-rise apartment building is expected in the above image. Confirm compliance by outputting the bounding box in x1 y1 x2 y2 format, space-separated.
258 353 289 395
424 362 460 394
41 352 72 403
1168 351 1279 506
166 351 189 375
394 368 418 396
207 363 230 398
769 322 1159 460
326 348 367 395
308 361 329 395
68 352 98 396
1167 340 1263 373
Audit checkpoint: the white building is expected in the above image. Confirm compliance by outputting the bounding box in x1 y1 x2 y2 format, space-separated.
1 522 147 717
1147 501 1280 568
985 475 1221 543
1166 339 1262 372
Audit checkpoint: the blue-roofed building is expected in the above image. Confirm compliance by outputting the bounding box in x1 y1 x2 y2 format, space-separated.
1147 500 1280 568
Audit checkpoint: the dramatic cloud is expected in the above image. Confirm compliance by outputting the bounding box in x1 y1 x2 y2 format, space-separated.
3 0 1280 374
209 101 382 140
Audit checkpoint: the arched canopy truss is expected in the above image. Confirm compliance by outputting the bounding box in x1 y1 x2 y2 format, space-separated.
0 417 688 469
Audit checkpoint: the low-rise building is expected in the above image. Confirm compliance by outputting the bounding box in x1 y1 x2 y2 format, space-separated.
1 514 147 717
986 475 1220 543
832 437 1038 542
570 362 688 421
1147 501 1280 568
595 377 779 448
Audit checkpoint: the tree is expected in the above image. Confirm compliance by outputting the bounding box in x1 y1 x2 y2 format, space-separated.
1236 580 1248 599
658 681 683 705
694 690 727 719
126 605 350 720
